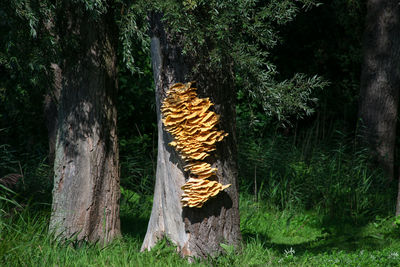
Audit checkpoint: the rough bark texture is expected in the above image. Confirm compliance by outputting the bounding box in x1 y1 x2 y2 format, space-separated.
44 63 61 168
49 2 120 243
358 0 400 185
141 13 241 258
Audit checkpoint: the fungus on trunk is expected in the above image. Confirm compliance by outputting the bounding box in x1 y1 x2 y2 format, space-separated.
161 82 230 208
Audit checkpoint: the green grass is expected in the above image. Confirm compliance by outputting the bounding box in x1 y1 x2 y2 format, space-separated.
239 196 400 266
1 194 400 266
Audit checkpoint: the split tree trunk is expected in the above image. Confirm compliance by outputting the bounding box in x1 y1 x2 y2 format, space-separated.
141 13 241 258
49 2 120 243
357 1 400 214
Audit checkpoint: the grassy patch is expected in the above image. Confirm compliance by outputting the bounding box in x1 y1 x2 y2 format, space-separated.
1 194 400 266
239 196 400 266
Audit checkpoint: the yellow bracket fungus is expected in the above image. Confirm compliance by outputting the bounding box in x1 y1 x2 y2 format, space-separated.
161 82 231 208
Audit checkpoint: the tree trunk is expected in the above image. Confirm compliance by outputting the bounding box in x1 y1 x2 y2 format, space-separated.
44 63 61 169
358 0 400 185
141 13 241 258
49 3 120 243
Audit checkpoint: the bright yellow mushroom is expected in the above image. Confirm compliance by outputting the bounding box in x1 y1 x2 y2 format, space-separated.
161 82 231 208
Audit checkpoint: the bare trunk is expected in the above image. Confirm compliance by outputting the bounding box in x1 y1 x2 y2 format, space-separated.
358 0 400 183
49 3 120 243
141 13 241 258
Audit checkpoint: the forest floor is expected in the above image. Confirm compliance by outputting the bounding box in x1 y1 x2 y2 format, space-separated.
1 194 400 266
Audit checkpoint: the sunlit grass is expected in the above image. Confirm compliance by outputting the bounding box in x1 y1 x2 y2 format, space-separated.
1 194 400 266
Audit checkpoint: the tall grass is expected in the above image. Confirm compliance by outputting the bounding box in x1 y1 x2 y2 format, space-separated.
116 114 396 223
238 130 396 221
119 134 156 196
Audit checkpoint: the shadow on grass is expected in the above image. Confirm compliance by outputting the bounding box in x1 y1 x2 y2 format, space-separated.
242 215 400 257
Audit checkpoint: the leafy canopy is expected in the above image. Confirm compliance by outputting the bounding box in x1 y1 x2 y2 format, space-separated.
2 0 327 127
149 0 328 125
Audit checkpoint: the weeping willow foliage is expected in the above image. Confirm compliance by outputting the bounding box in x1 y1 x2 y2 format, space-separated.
148 0 328 125
6 0 327 124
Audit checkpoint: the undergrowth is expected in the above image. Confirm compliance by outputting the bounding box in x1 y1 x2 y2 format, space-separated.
1 124 399 266
1 191 400 266
238 130 396 222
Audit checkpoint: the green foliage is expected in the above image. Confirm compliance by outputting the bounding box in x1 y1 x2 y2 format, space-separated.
120 187 152 218
152 0 327 124
75 0 107 15
0 2 53 151
253 73 328 123
117 0 150 74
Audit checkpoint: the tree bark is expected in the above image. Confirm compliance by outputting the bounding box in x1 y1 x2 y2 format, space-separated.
358 0 400 185
49 2 120 243
44 63 61 168
141 13 241 258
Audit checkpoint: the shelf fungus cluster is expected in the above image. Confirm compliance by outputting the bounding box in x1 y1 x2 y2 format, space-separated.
161 82 231 208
